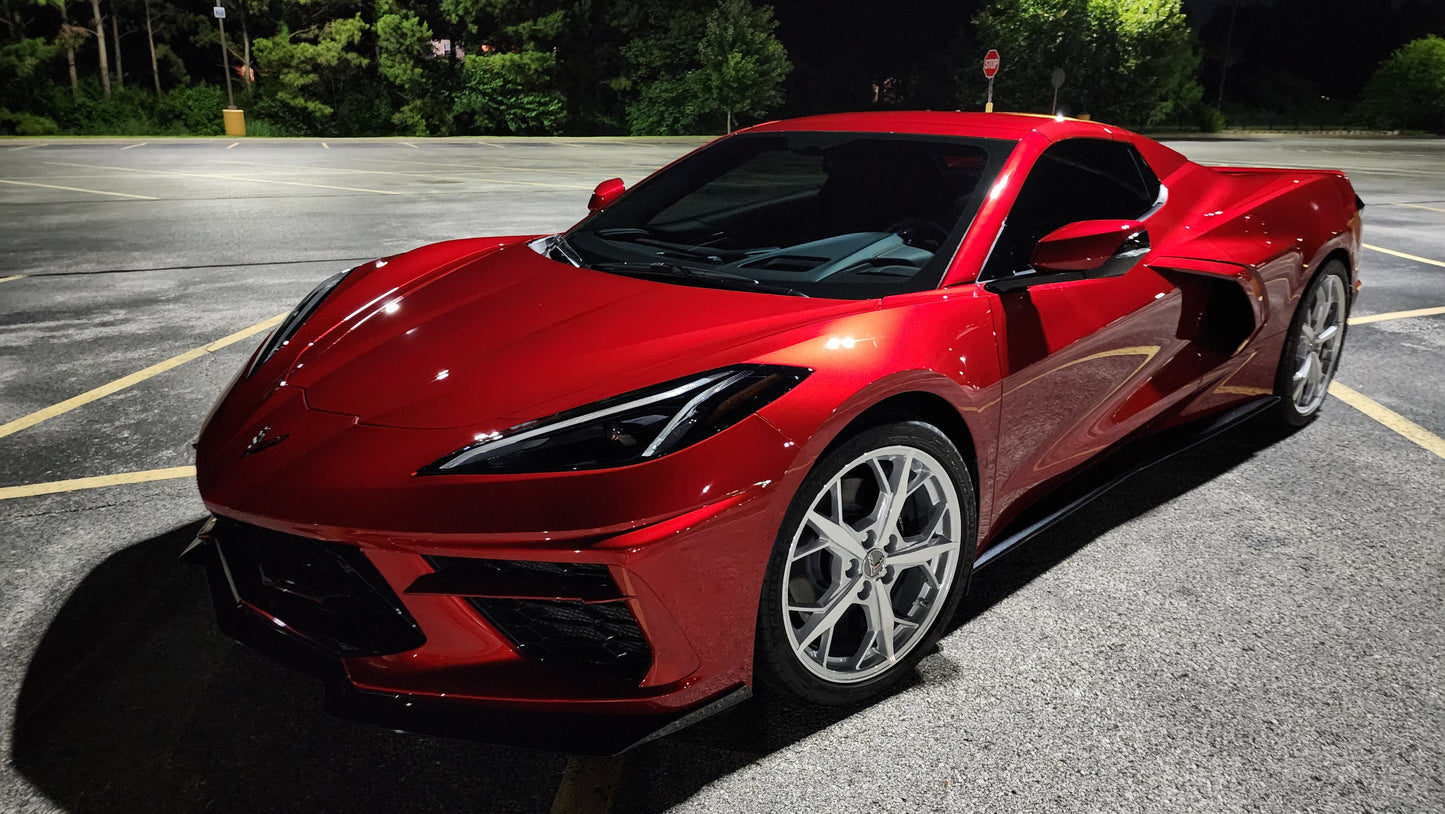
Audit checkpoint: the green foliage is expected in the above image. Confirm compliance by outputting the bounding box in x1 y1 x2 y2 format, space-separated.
0 109 61 135
1360 35 1445 133
251 16 369 124
972 0 1201 127
623 0 788 135
455 49 566 135
158 83 227 135
693 0 789 132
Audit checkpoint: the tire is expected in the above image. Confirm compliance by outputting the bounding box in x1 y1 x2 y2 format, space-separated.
1273 260 1351 427
755 421 977 705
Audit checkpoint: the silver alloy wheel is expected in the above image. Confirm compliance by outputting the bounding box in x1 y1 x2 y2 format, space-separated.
780 444 963 683
1291 273 1348 415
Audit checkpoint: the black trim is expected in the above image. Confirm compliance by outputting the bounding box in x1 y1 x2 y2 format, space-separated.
975 396 1278 570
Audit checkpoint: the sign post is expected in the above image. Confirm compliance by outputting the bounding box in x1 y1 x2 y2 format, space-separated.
1051 67 1065 115
214 4 245 136
983 49 1000 113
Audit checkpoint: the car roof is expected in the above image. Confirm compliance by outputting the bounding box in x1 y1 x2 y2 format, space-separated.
741 111 1134 142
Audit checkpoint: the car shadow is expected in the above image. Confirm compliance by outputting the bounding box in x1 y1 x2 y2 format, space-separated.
11 419 1291 814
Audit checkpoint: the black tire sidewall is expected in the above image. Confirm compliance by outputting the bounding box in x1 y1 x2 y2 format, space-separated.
754 421 977 706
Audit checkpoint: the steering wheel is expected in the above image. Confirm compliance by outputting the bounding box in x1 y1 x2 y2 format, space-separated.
887 218 949 251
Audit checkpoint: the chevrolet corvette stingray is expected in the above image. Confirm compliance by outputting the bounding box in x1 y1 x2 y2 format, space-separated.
186 112 1362 754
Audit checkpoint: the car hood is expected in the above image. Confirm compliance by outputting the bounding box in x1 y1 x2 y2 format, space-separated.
283 239 872 429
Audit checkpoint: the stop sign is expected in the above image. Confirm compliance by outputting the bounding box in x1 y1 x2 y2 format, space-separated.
983 50 1000 79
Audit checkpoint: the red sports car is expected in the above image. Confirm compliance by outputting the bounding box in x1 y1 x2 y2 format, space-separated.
187 112 1361 753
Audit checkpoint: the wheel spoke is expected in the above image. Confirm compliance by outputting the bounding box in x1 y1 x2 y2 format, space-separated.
793 576 860 649
1316 323 1339 346
863 586 898 664
889 538 956 569
803 510 868 561
877 452 914 537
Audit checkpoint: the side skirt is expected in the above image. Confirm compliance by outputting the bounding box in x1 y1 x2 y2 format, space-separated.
973 396 1278 572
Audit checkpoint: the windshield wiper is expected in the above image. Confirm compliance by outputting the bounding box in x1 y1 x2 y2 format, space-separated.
591 261 808 297
593 228 749 263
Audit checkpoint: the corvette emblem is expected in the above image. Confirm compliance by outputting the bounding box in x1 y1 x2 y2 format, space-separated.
242 425 289 458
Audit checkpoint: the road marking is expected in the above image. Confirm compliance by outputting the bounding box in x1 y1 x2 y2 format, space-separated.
0 275 22 284
1350 305 1445 325
8 144 42 151
121 142 147 150
322 142 330 149
227 142 240 149
0 312 285 440
345 155 602 176
214 158 593 190
47 160 403 196
1389 202 1445 214
1362 243 1445 268
400 142 419 149
1330 382 1445 460
0 466 196 501
0 178 157 200
550 756 622 814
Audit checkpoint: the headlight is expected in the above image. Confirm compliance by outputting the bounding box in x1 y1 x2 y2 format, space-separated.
422 365 810 475
246 269 349 379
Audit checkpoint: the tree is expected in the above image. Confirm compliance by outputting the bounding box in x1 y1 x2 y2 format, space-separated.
1360 35 1445 133
251 15 368 124
971 0 1201 127
692 0 788 132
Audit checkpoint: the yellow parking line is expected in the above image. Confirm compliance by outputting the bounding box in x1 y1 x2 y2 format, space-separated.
227 142 240 149
0 178 157 200
0 275 23 284
47 161 404 196
1330 382 1445 460
1362 243 1445 268
1350 305 1445 325
0 312 285 440
0 466 196 501
1390 202 1445 214
322 142 330 149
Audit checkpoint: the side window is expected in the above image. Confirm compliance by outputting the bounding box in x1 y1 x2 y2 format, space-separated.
983 139 1161 278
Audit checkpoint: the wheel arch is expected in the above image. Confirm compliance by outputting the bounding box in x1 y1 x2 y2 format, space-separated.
820 390 981 500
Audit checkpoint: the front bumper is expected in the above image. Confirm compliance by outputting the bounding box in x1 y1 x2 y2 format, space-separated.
183 481 782 753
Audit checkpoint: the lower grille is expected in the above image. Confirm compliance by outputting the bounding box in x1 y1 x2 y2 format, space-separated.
422 556 652 684
468 597 652 684
213 518 425 658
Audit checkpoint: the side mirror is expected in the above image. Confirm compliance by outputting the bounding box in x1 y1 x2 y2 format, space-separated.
985 219 1149 294
588 177 626 212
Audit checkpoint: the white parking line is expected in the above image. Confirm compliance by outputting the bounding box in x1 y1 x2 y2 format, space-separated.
121 143 147 150
0 178 157 200
46 160 403 196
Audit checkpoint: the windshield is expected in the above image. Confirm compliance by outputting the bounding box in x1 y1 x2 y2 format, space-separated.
559 131 1016 299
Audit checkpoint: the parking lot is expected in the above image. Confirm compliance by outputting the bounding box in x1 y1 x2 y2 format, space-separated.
1 134 1441 813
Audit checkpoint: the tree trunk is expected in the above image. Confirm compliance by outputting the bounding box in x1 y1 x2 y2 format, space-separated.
60 1 79 96
110 0 123 89
144 0 160 95
240 0 253 94
90 0 110 98
726 108 733 132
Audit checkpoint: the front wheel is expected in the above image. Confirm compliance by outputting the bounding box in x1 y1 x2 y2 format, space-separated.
1274 260 1351 427
755 422 976 705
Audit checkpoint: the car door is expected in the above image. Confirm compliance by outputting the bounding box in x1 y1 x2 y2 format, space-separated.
982 138 1202 526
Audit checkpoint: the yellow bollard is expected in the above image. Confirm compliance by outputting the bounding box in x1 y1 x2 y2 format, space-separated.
223 108 246 137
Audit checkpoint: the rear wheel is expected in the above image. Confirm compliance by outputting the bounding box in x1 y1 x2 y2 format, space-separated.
1274 261 1350 426
755 422 976 705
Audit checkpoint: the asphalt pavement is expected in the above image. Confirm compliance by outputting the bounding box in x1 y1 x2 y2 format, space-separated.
0 133 1441 814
